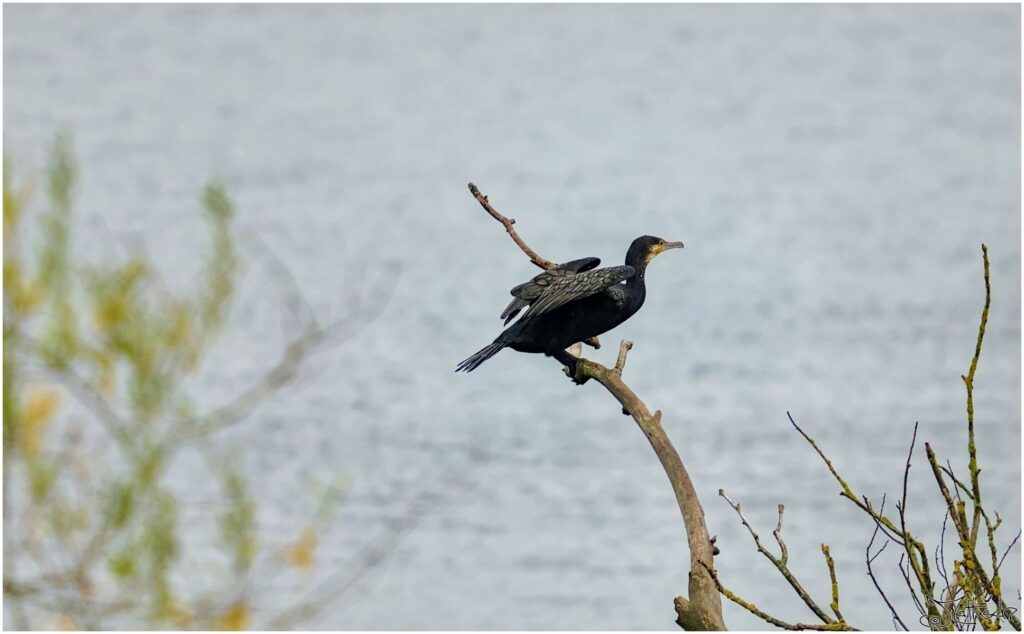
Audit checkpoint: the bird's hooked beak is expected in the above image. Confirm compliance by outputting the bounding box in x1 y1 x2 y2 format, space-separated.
652 240 684 256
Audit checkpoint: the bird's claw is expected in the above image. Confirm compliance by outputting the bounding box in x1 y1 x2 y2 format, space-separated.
563 362 591 385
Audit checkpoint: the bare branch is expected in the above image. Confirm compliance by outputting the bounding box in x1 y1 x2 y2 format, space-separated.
789 412 909 544
893 422 937 617
774 504 789 566
719 489 834 624
866 496 908 631
569 351 724 630
897 553 926 616
467 183 600 349
613 339 633 375
862 496 906 548
925 442 1021 629
792 413 943 624
698 561 857 631
996 529 1021 577
820 544 844 622
467 182 556 270
963 244 990 549
935 510 951 596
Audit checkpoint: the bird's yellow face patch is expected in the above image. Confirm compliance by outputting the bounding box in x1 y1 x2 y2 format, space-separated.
645 240 685 262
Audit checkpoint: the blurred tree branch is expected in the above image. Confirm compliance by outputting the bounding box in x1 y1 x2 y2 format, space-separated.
1 135 422 630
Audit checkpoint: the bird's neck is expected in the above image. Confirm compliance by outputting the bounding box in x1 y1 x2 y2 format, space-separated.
622 259 648 314
625 256 649 284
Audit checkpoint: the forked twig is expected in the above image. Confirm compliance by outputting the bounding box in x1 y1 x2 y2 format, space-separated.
468 182 555 271
865 494 908 630
718 489 836 625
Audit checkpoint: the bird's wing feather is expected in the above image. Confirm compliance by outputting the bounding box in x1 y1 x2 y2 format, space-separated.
500 257 602 323
499 298 529 323
510 269 568 300
520 265 635 320
558 257 601 274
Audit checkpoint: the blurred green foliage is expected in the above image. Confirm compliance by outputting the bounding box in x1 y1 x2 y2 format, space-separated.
3 135 341 629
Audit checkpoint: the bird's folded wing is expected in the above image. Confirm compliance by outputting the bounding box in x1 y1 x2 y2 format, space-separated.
520 265 635 320
500 257 602 323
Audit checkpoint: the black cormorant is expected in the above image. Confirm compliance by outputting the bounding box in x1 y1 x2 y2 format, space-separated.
456 236 683 374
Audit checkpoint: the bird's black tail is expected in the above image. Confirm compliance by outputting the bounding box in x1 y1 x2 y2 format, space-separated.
455 342 506 373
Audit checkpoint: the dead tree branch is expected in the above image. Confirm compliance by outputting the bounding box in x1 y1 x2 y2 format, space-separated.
613 339 634 375
963 244 990 550
467 182 556 270
576 356 725 630
699 561 857 631
865 495 908 630
467 184 723 630
715 489 856 630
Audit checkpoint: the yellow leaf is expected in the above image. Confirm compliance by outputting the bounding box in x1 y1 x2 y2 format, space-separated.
166 593 193 629
284 526 317 571
4 261 43 314
21 386 61 456
217 601 249 631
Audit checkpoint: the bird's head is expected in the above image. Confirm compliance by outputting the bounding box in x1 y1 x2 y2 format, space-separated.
627 235 684 266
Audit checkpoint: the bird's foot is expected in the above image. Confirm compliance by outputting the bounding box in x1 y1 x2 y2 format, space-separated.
562 360 591 385
553 347 590 385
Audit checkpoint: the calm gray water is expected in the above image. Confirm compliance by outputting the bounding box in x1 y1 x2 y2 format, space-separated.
4 4 1021 630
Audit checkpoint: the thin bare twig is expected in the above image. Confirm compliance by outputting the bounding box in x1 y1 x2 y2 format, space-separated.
897 553 926 617
997 529 1021 575
789 412 907 546
718 489 834 625
820 544 844 622
862 496 907 548
774 504 789 567
698 561 857 631
865 494 908 630
791 412 941 623
935 510 951 596
894 422 937 618
467 182 555 271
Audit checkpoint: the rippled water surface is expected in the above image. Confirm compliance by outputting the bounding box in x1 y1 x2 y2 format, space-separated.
5 4 1021 630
